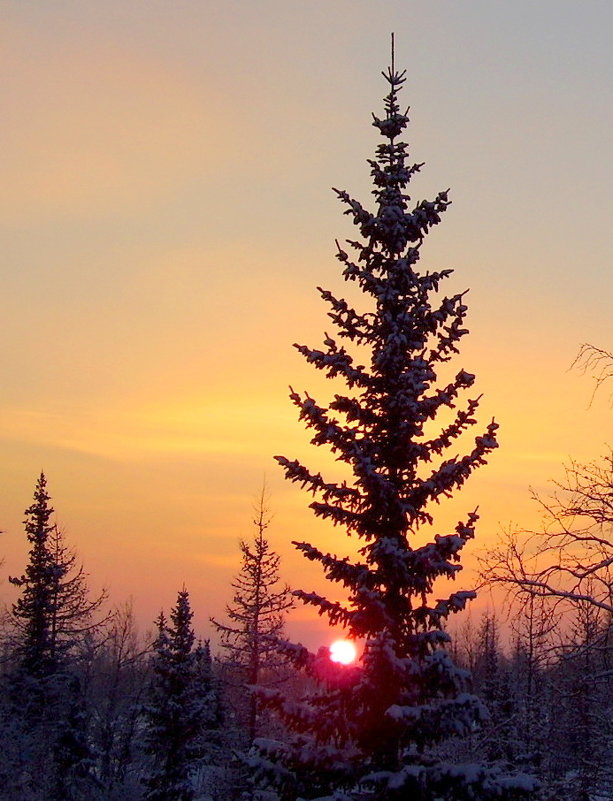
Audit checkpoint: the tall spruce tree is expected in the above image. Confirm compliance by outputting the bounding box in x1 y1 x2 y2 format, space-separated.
256 46 536 800
142 589 205 801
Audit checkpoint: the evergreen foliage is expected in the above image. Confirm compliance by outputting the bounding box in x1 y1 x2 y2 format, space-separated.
212 490 294 743
142 589 207 801
9 472 106 676
2 473 102 800
10 473 58 676
257 49 536 800
192 638 224 749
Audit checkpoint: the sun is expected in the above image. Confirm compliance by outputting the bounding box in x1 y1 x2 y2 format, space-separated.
329 639 357 665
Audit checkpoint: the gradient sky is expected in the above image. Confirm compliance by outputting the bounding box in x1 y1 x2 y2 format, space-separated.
2 1 612 649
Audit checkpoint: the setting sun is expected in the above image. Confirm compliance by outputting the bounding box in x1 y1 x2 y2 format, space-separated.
329 639 357 665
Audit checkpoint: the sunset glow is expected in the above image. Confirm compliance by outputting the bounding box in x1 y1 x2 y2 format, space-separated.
329 640 357 666
1 2 612 651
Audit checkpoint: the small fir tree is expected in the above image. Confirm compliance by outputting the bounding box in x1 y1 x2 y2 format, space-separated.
192 639 224 750
212 488 294 743
257 45 536 800
142 589 206 801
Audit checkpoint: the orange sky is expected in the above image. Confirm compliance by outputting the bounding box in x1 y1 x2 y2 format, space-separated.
1 1 611 651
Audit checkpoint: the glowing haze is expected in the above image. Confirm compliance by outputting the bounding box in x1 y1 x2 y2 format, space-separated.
1 2 612 650
330 640 358 666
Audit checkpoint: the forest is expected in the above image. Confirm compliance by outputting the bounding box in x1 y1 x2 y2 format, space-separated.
2 22 613 801
1 449 612 801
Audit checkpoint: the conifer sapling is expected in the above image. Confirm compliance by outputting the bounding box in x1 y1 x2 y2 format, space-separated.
142 589 206 801
212 489 294 743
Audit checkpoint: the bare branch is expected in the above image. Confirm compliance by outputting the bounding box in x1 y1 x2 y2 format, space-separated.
572 343 613 406
479 449 613 623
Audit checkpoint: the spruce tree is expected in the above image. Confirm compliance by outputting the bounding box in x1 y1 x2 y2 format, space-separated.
212 489 294 743
3 473 101 801
257 46 536 800
192 639 224 752
10 472 106 675
10 473 58 676
142 589 205 801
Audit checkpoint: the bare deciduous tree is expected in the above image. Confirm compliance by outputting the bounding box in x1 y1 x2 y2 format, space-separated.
481 450 613 621
573 343 613 405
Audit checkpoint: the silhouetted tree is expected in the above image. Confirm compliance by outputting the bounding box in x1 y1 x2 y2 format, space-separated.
256 45 536 801
142 589 205 801
482 451 613 625
2 473 103 800
192 638 223 751
85 601 149 800
212 488 293 743
9 473 106 675
573 343 613 404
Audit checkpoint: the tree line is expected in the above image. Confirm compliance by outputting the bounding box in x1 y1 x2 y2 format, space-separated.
2 453 611 800
0 474 296 800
